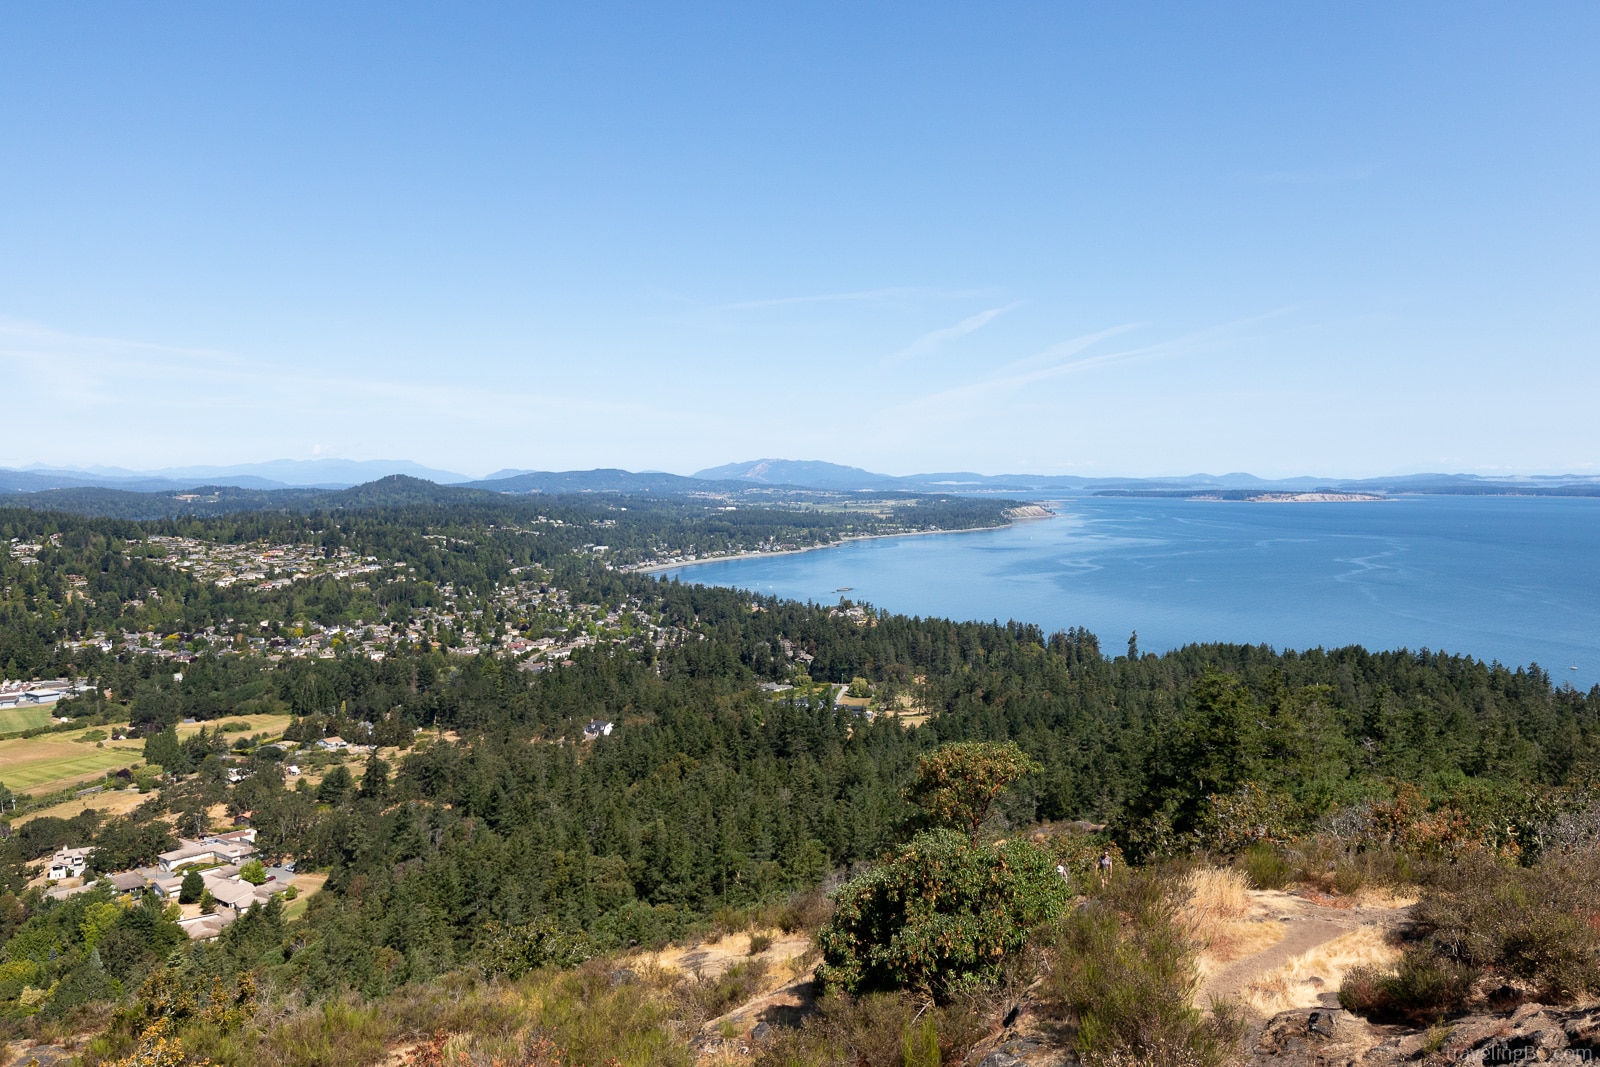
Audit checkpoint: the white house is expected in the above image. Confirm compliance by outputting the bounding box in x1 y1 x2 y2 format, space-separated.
157 834 257 874
47 846 93 880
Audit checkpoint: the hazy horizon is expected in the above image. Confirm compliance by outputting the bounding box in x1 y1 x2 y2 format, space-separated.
8 454 1600 488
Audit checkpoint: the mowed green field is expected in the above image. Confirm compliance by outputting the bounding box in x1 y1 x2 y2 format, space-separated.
0 739 143 792
0 713 291 795
0 706 57 734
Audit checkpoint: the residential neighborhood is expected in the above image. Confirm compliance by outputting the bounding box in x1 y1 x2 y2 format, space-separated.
41 828 296 939
45 543 686 673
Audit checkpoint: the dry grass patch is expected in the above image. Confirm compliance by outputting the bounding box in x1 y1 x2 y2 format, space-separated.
12 786 146 826
1178 867 1286 973
1242 925 1401 1017
647 932 811 982
1346 885 1419 910
1184 867 1251 921
283 872 329 920
172 712 291 739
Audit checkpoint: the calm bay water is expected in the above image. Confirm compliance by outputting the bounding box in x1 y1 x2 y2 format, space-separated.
660 496 1600 689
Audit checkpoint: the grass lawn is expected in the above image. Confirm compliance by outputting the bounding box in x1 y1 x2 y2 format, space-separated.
0 706 57 734
0 738 145 793
0 712 291 796
282 872 328 921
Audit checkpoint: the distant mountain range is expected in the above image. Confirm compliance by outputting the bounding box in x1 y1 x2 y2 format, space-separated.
465 469 726 494
0 475 501 520
0 459 470 493
689 459 1600 496
4 457 1600 504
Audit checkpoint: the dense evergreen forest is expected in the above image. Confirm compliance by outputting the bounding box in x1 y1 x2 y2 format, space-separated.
0 498 1594 1047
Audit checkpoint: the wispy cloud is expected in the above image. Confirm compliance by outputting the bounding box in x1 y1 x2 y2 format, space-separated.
996 323 1144 375
885 302 1023 365
713 286 986 312
879 309 1297 428
1237 165 1377 186
0 315 684 468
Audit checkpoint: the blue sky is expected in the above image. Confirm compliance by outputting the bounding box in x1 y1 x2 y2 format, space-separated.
3 3 1596 479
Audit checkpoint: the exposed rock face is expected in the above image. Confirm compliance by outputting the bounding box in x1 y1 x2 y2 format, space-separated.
978 1052 1027 1067
1250 1007 1391 1065
957 1003 1076 1067
1245 1002 1600 1066
1358 1003 1600 1065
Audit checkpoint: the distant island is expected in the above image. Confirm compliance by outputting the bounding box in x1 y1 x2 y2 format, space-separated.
1098 489 1387 503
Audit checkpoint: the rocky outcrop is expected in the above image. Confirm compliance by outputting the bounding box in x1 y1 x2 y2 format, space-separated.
1359 1002 1600 1065
1249 1007 1394 1065
1246 1002 1600 1066
958 1002 1075 1067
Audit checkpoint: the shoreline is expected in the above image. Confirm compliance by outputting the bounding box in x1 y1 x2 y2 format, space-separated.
628 508 1051 575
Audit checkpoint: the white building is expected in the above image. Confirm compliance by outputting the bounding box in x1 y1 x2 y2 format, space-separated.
47 846 93 880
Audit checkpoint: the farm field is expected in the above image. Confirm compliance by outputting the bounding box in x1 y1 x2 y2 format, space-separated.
0 713 292 797
0 738 145 793
0 707 57 734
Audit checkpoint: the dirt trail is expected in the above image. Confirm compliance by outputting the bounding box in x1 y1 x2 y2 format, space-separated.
640 932 817 1063
1195 890 1414 1013
647 931 811 982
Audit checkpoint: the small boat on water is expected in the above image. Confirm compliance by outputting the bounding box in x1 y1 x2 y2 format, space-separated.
835 586 853 592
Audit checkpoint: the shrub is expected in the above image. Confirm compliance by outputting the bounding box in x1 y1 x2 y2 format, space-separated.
478 919 595 980
1338 951 1475 1024
902 1013 939 1067
1402 851 1600 1002
754 990 990 1067
907 742 1041 843
708 904 755 940
1191 783 1296 856
1049 873 1243 1067
1238 843 1293 891
774 889 831 935
591 901 682 952
816 830 1069 999
673 959 767 1024
748 932 774 956
1290 837 1416 897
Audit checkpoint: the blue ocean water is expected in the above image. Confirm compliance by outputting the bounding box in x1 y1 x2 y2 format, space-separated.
659 496 1600 689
